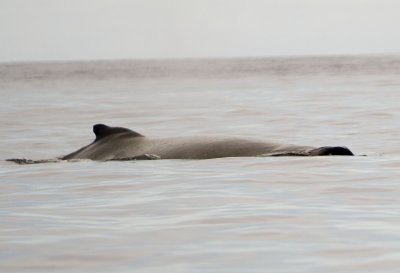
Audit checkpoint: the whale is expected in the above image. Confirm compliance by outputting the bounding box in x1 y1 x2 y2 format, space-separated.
7 123 354 164
60 124 353 160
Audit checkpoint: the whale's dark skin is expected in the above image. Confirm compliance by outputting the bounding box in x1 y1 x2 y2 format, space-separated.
60 124 353 161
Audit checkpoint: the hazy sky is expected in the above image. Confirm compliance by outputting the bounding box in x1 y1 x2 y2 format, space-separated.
1 0 399 62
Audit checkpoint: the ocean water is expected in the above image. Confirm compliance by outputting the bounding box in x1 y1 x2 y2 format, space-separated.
1 55 400 272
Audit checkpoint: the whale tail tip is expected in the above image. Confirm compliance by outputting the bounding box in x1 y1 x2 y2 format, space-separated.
310 146 354 156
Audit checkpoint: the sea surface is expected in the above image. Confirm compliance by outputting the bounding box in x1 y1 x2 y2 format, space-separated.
1 55 400 272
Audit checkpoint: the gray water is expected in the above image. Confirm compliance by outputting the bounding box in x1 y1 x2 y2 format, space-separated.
1 55 400 272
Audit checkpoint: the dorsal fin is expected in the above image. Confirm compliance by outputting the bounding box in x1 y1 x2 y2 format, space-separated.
93 124 143 141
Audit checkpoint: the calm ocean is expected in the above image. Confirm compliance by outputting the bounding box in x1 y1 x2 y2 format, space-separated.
1 55 400 272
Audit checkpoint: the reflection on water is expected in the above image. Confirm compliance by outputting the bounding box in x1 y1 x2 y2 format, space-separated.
1 55 400 272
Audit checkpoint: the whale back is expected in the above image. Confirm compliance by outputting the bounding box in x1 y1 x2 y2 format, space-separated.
61 124 354 161
6 124 354 164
